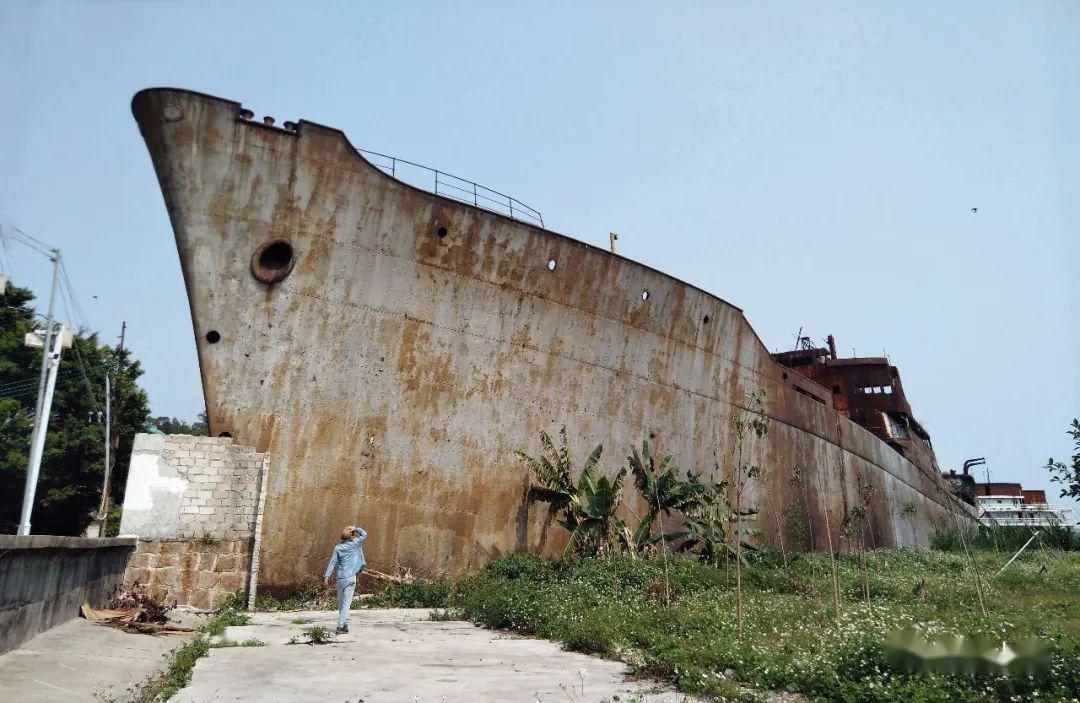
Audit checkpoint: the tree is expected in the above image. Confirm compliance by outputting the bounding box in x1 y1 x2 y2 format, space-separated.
627 440 716 554
518 426 602 537
727 389 768 640
519 427 629 557
148 412 208 436
0 281 150 535
1045 419 1080 500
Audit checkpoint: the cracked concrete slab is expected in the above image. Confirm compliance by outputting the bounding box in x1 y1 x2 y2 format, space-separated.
179 609 686 703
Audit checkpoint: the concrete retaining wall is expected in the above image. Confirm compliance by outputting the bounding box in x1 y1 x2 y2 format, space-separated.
0 535 136 653
119 433 268 608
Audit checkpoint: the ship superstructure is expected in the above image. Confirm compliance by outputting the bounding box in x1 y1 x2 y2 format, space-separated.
974 483 1077 529
772 335 938 474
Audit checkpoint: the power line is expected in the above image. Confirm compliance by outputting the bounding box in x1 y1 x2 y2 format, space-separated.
0 223 104 424
8 227 56 258
58 261 89 331
55 259 101 412
0 369 81 400
0 377 46 393
68 339 101 413
0 225 15 274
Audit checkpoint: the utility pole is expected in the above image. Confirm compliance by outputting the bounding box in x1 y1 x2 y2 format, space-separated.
17 324 71 534
91 375 112 536
110 321 125 503
17 249 61 536
31 251 61 446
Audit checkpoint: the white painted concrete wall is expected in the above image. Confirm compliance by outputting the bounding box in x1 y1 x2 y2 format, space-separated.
119 433 267 540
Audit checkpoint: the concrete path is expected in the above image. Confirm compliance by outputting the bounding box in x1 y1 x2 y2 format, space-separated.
178 609 686 703
0 616 196 702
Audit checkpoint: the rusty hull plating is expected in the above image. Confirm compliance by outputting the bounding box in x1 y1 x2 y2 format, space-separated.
132 88 973 590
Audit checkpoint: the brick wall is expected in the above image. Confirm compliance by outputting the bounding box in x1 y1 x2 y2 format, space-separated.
119 434 269 609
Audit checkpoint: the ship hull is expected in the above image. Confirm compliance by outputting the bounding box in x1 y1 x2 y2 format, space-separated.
133 88 972 589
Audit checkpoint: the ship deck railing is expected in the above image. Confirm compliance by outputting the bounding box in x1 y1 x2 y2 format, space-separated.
357 149 544 228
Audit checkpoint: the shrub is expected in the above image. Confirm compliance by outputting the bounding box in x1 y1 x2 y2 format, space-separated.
369 576 453 608
563 611 620 655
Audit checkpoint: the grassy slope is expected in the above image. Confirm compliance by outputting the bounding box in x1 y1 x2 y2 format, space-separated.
372 547 1080 702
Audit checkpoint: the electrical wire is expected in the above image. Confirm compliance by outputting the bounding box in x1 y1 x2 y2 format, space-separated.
0 377 44 393
58 261 89 331
0 225 15 275
0 369 81 399
8 227 56 258
68 341 101 413
0 223 102 413
53 263 101 412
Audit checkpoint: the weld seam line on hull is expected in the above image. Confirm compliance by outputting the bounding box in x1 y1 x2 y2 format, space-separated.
235 275 951 510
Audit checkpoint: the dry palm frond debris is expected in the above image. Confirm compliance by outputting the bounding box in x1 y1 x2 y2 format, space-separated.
81 593 193 636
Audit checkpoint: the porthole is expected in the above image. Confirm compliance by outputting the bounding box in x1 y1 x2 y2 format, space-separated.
251 239 295 284
703 314 710 324
206 331 221 344
641 290 650 301
436 226 448 238
547 259 557 271
782 372 789 381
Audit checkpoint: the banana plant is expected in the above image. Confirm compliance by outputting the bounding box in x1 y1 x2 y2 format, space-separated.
628 440 719 553
676 499 759 565
517 426 603 538
567 463 629 557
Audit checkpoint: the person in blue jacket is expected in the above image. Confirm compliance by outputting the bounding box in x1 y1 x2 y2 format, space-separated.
324 525 367 633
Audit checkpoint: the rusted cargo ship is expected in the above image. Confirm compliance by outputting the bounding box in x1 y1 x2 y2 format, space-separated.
132 88 973 588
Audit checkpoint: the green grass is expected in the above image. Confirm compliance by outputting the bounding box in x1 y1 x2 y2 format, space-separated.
932 525 1080 552
135 636 210 702
202 606 251 637
126 596 255 701
371 549 1080 701
287 625 336 645
211 637 266 648
247 580 337 611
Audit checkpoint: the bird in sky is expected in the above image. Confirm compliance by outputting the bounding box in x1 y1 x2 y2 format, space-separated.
971 208 978 213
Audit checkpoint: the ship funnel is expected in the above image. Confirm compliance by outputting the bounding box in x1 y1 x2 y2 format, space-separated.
962 457 986 476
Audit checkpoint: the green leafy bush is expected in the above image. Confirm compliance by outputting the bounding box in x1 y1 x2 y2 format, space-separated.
368 575 453 608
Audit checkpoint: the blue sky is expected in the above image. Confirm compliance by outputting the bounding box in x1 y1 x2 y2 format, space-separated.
1 1 1077 508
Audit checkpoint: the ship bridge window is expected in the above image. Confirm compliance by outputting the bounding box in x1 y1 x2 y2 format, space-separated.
883 386 892 394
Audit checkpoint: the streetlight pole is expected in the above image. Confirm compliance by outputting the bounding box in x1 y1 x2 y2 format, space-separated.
17 250 60 536
17 325 69 535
